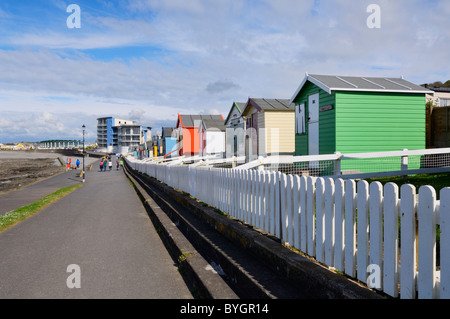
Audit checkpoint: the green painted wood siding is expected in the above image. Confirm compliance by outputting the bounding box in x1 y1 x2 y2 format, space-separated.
335 91 426 173
335 91 426 153
294 81 336 156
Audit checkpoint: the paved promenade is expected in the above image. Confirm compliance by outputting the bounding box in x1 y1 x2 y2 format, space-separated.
0 159 193 299
0 154 98 215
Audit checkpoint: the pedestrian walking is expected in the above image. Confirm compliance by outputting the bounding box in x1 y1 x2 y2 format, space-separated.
116 160 120 170
100 160 104 172
108 160 112 171
76 159 80 169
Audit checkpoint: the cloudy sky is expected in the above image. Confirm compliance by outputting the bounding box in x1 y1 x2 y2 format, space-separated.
0 0 449 142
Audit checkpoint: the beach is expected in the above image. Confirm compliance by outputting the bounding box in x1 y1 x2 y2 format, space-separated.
0 151 96 194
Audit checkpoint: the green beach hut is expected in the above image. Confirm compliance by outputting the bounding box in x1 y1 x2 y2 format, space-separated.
289 73 434 174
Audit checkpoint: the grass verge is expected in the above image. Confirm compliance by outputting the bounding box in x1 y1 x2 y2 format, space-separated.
0 183 83 232
365 172 450 199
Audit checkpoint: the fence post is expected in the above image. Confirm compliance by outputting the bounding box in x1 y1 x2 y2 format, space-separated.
401 148 408 180
334 152 341 176
441 188 450 299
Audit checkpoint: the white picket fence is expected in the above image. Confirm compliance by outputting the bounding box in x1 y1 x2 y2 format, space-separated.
126 157 450 299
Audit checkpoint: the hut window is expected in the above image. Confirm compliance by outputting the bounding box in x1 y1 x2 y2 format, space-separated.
440 98 450 107
295 104 306 134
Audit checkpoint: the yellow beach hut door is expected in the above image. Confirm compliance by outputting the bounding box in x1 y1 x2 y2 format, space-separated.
308 93 319 168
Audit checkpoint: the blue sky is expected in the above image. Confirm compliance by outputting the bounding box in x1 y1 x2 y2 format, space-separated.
0 0 449 142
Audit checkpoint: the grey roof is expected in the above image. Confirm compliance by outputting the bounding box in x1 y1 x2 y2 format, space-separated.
200 119 226 131
245 98 294 114
425 86 450 93
236 102 246 111
290 73 434 103
162 127 175 136
179 114 223 127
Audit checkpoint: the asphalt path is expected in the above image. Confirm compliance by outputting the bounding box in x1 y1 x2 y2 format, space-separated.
0 158 193 299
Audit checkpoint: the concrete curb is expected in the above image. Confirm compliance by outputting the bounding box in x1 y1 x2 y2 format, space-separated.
126 164 384 299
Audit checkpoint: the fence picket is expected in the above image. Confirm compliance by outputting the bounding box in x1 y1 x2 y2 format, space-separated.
255 171 261 229
418 186 437 299
259 171 266 231
293 175 301 250
324 178 335 267
268 172 275 235
283 174 290 245
250 170 255 224
300 176 308 253
280 173 287 244
369 182 383 291
307 177 316 257
275 172 281 239
441 188 450 299
316 178 325 263
400 184 417 299
264 172 271 234
334 178 345 272
383 183 399 298
344 180 356 277
357 180 369 283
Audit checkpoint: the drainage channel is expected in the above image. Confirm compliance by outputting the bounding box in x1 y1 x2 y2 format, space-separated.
124 164 313 299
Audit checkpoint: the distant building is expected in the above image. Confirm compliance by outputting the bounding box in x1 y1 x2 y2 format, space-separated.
198 118 226 157
176 114 224 157
39 140 82 149
425 85 450 107
97 117 151 154
161 127 178 158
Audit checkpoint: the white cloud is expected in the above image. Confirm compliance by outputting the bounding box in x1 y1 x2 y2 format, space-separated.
0 0 449 143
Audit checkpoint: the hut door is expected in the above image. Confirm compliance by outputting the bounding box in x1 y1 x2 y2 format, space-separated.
308 93 319 167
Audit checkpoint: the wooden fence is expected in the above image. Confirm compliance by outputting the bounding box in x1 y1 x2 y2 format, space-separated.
126 157 450 299
428 105 450 148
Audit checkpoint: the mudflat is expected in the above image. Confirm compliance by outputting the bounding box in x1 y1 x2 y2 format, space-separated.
0 154 65 194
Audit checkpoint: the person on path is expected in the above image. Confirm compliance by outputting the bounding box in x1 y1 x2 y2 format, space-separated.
108 160 112 171
100 160 104 172
76 159 80 169
116 159 120 170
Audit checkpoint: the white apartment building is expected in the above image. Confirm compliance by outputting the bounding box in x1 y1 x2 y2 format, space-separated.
97 117 151 154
